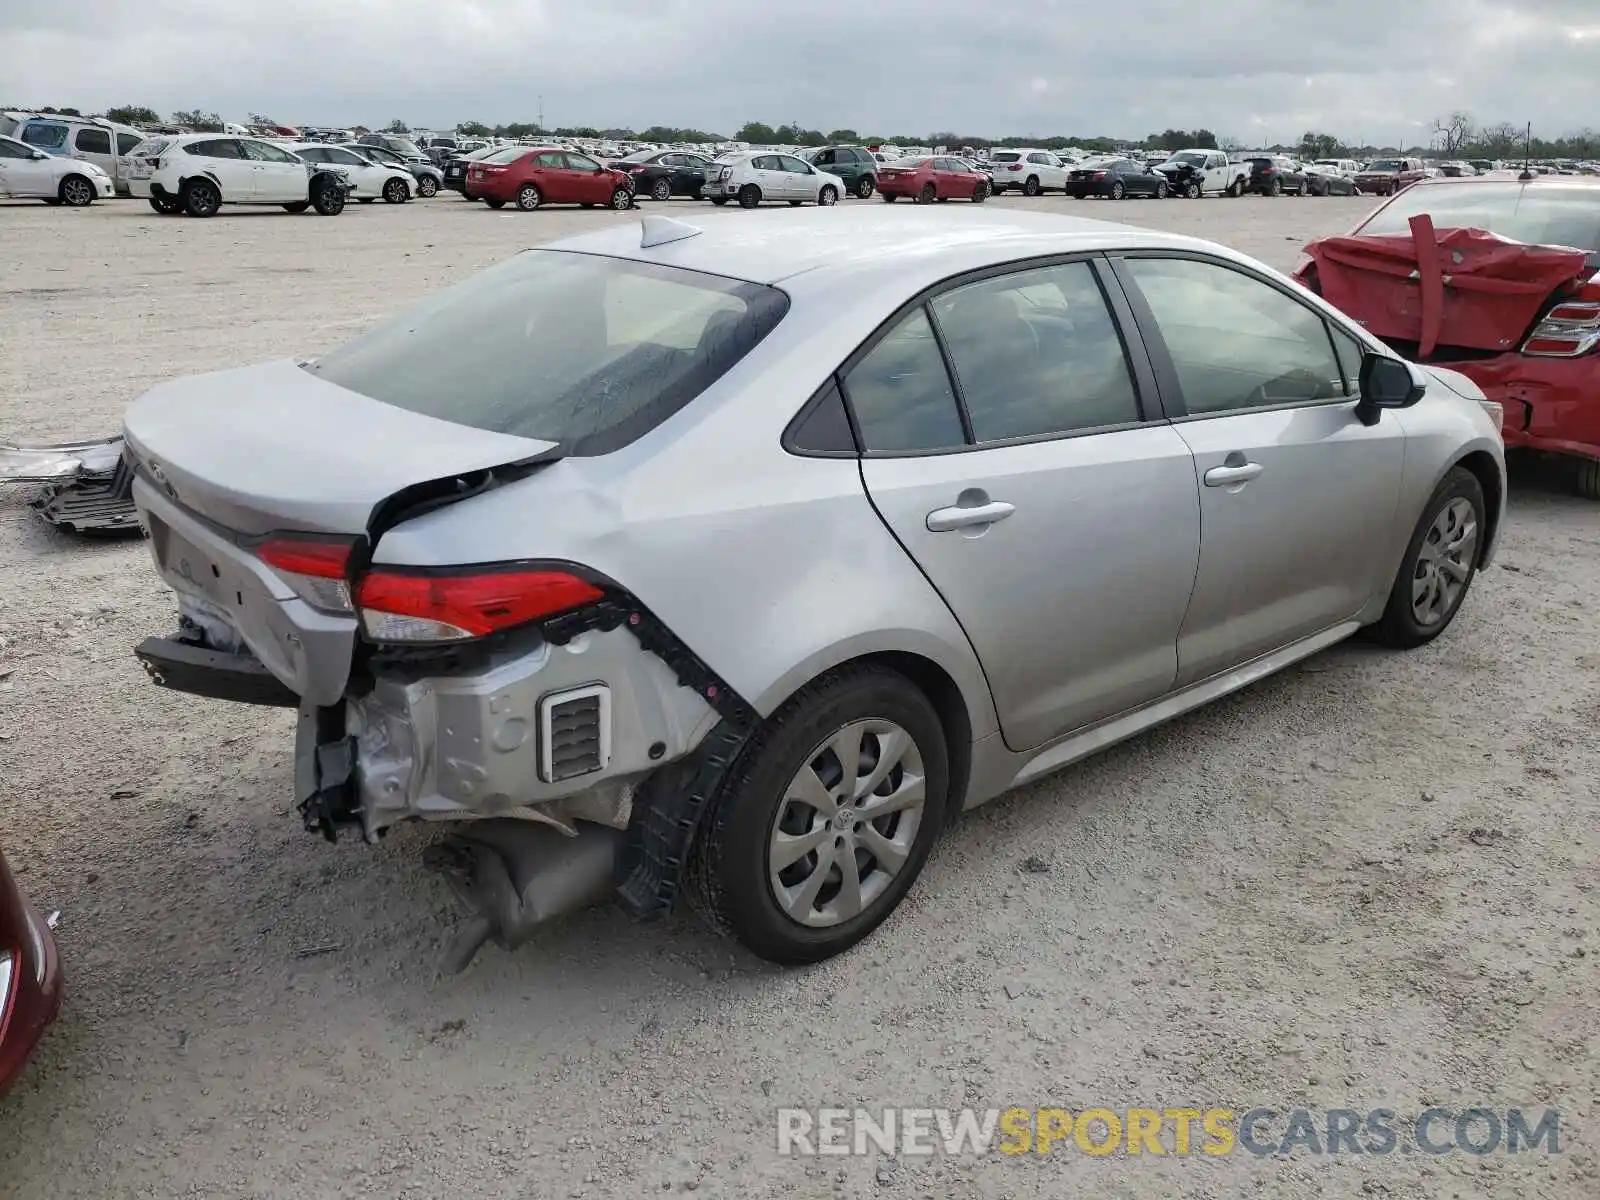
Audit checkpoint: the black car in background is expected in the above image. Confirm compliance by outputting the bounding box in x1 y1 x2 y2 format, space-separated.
442 145 504 194
606 149 714 200
1245 155 1309 196
1066 158 1168 199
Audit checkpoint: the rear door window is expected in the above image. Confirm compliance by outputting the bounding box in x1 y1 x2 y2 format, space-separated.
304 252 790 457
189 139 242 159
75 128 111 154
842 309 966 453
931 262 1142 440
117 132 143 155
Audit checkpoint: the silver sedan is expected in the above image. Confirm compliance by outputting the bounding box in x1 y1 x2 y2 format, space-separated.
122 207 1505 967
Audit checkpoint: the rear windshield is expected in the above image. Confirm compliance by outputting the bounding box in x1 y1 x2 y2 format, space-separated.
1357 183 1600 252
483 147 524 164
991 152 1021 163
304 251 790 456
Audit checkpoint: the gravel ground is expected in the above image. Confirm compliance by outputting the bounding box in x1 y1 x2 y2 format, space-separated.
0 192 1595 1200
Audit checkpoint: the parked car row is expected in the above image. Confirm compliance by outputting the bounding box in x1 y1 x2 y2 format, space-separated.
115 133 452 217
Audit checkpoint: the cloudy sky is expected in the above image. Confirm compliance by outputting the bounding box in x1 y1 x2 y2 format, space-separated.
3 0 1598 145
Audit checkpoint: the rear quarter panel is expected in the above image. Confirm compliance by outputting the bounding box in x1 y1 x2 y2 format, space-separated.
371 280 1001 740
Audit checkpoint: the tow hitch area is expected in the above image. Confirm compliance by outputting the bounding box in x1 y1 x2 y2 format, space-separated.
424 819 624 973
0 435 142 535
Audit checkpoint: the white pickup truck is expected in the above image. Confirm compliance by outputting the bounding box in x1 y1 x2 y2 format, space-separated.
1152 148 1251 197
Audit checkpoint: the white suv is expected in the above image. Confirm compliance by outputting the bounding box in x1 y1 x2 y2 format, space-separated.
286 143 412 203
704 152 845 208
127 134 349 217
0 133 114 205
988 149 1071 195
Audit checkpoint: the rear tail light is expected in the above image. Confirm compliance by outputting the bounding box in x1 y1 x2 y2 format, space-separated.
254 534 356 613
1007 163 1023 171
1522 301 1600 357
1091 171 1106 180
1260 167 1276 175
355 566 604 643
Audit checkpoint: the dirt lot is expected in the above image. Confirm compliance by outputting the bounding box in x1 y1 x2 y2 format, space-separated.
1 192 1595 1200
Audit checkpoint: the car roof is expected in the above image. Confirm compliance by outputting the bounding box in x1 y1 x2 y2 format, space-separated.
1403 174 1600 193
544 206 1229 290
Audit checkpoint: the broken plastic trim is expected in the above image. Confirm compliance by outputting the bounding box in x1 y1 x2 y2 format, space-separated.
1 436 142 536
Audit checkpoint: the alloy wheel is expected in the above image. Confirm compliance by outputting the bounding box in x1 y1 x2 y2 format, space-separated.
767 719 927 928
1411 498 1479 626
651 178 671 201
62 177 93 206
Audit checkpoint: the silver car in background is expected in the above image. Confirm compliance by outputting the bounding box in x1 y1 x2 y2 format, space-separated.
122 208 1505 968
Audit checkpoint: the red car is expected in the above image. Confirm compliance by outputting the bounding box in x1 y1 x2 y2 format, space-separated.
466 146 634 212
876 157 990 204
1 844 61 1095
1297 175 1600 498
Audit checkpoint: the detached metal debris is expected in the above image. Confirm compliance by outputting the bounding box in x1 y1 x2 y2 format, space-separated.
0 436 141 535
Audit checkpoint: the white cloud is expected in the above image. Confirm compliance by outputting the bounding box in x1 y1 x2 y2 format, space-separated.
1 0 1596 146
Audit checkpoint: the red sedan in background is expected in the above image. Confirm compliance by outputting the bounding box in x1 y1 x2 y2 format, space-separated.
1297 175 1600 499
466 146 635 212
877 157 990 204
1 843 61 1095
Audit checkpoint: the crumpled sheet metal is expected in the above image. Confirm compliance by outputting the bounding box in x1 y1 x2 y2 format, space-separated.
0 436 124 483
0 435 142 536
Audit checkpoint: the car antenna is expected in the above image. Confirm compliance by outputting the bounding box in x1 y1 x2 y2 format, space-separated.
1520 123 1534 182
639 214 702 248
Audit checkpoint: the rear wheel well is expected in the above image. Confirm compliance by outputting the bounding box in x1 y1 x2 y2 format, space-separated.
848 651 973 822
1454 450 1502 564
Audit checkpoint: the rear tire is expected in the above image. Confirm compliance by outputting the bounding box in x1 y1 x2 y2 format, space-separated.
881 193 897 203
517 183 542 211
1022 175 1041 196
1371 467 1486 649
917 183 936 204
690 666 949 964
1227 179 1243 197
181 178 221 218
1576 458 1600 500
484 198 506 209
738 184 761 209
1268 178 1282 197
711 197 728 205
1110 180 1126 200
855 176 875 199
59 174 95 207
818 185 838 206
971 182 988 203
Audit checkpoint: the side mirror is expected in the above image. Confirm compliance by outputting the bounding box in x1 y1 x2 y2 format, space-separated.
1355 352 1425 426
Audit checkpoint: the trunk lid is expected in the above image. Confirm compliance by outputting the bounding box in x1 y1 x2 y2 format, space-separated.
1302 215 1591 357
123 360 560 705
122 359 560 537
